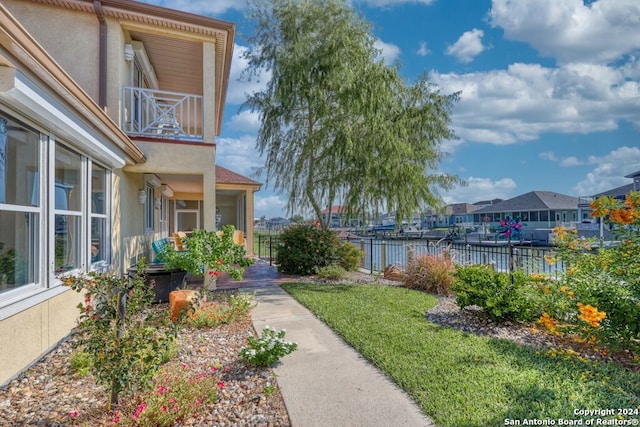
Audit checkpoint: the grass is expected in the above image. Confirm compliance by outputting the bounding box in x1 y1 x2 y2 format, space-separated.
281 282 640 427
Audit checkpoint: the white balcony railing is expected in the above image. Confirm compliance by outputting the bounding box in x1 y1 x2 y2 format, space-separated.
122 87 203 141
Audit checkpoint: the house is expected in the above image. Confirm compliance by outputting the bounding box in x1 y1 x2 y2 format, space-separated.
472 191 579 230
422 203 482 229
0 0 256 385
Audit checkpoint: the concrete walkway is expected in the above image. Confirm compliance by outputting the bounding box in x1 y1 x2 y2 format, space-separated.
222 259 435 427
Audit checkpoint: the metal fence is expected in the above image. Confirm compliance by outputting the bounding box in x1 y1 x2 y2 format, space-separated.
255 235 563 277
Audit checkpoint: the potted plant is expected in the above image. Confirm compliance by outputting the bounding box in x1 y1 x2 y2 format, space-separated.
160 225 255 291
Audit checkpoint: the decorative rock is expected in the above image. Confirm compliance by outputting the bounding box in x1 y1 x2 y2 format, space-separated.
168 289 198 321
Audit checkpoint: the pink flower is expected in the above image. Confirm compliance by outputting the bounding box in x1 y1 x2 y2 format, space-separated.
217 381 225 389
211 366 218 372
161 405 167 412
112 410 120 423
196 398 202 404
69 410 79 419
181 362 187 370
157 385 168 395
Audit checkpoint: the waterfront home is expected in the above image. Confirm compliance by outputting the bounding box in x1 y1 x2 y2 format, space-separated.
0 0 256 385
471 191 579 242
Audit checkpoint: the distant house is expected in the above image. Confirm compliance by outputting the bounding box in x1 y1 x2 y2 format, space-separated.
473 191 579 229
321 205 348 228
422 203 482 228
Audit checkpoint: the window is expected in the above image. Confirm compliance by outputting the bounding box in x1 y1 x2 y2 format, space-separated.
158 194 168 235
0 116 41 294
90 164 109 270
540 210 549 222
529 211 539 221
144 185 155 234
54 144 83 273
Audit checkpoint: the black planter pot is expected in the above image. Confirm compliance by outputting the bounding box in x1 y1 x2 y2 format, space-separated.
128 263 187 303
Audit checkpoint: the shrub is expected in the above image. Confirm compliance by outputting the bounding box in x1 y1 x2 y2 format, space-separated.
316 264 348 280
452 264 543 322
69 350 93 378
275 224 342 275
116 362 223 427
239 326 298 366
185 293 254 328
538 196 640 352
403 253 455 295
336 241 364 271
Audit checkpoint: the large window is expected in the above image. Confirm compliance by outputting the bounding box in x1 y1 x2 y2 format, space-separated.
0 110 113 303
0 116 41 294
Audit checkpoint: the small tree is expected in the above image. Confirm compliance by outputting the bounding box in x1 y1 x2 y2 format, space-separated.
243 0 462 228
63 261 180 409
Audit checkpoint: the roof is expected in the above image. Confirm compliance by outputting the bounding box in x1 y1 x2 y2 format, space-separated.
625 170 640 179
474 191 579 214
216 165 261 187
449 203 482 215
592 183 635 198
321 206 347 214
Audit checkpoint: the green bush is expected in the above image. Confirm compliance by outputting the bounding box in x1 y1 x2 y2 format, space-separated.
316 264 348 280
336 241 364 271
275 224 340 275
452 264 543 322
403 253 455 295
69 350 93 378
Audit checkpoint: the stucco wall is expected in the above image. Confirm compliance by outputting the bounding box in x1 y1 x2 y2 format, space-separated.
0 289 83 386
2 0 100 101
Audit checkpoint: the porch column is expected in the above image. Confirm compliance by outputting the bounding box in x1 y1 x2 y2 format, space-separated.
203 167 216 231
203 41 215 144
245 188 255 254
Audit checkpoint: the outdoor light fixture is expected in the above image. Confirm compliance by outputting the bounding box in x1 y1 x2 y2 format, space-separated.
138 189 147 204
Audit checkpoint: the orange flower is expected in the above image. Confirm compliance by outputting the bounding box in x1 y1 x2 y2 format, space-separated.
539 313 557 332
577 303 606 328
609 209 635 225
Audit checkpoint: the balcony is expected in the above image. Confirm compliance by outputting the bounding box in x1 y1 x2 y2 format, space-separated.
122 87 203 142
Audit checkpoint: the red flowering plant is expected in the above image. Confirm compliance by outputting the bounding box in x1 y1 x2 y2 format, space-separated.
161 225 255 280
539 191 640 355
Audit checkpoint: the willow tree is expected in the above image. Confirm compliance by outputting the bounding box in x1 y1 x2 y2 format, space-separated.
243 0 461 228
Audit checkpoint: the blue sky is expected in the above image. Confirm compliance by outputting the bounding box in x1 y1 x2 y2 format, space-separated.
143 0 640 219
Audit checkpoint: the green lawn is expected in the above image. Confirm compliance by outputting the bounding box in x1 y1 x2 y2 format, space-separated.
281 283 640 427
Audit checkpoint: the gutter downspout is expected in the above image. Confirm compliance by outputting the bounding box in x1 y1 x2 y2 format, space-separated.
93 0 107 109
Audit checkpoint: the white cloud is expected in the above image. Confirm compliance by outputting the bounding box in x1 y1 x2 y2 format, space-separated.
489 0 640 65
432 61 640 145
374 39 401 65
445 29 485 64
254 194 289 219
227 44 271 105
417 41 430 56
559 156 583 167
215 135 262 178
572 146 640 195
443 177 517 204
227 110 261 132
539 151 558 161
